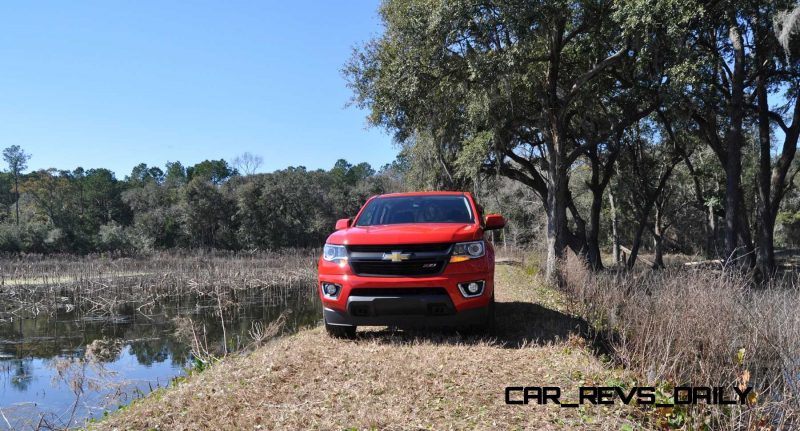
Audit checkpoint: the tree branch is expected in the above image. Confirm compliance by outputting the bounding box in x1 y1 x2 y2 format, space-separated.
566 48 628 103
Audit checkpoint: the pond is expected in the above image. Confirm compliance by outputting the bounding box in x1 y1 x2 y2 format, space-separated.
0 286 321 430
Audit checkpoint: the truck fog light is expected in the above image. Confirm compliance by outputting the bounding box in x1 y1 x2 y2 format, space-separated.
321 282 341 298
457 280 485 298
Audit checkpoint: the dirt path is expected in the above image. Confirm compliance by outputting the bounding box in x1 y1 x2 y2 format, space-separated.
94 266 645 430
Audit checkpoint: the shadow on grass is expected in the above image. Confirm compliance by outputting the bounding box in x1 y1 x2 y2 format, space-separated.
353 301 592 349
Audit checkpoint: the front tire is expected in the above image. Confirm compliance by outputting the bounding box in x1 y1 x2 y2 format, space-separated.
476 295 496 334
325 319 356 339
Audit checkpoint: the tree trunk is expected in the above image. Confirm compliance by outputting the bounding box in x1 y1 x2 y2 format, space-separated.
682 152 715 258
545 164 570 283
585 192 604 270
707 201 716 256
755 18 776 277
653 234 665 269
609 191 620 265
543 19 569 283
627 162 678 269
13 174 19 226
653 205 665 269
736 194 755 267
723 20 746 266
627 213 648 269
584 149 610 271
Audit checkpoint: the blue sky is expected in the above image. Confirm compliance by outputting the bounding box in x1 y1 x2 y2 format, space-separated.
0 1 395 178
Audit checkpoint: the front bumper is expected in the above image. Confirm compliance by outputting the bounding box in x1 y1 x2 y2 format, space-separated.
318 256 494 328
323 299 490 328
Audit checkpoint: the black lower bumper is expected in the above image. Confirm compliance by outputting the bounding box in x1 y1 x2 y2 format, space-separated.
323 293 489 328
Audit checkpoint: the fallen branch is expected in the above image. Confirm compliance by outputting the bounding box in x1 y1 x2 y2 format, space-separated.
683 259 723 267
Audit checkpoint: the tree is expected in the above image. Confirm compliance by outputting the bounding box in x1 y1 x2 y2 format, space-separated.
750 2 800 276
397 134 474 191
345 0 677 279
127 163 165 186
164 161 188 187
614 117 683 268
670 0 800 274
3 145 31 226
180 177 237 248
232 152 264 176
79 168 130 229
0 172 14 222
187 159 237 184
19 169 83 251
122 181 182 249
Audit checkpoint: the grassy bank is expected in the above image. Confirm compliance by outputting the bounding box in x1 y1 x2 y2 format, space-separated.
92 265 644 430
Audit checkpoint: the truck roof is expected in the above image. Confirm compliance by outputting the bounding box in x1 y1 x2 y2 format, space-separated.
374 191 469 198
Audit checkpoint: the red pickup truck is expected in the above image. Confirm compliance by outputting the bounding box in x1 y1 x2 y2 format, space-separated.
317 191 505 337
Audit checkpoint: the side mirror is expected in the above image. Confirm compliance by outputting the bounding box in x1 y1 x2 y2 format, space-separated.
335 218 352 230
484 214 506 230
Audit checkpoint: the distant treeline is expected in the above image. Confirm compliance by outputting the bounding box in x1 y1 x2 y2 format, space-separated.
1 142 797 260
0 153 403 253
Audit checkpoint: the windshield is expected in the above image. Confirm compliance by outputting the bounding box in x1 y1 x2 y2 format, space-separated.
355 195 474 226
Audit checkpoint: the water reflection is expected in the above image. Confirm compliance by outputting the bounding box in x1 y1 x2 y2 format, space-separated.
0 286 321 429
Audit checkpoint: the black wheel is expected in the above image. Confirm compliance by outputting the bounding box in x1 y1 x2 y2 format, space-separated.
476 295 496 334
325 319 356 339
482 295 495 334
460 295 495 336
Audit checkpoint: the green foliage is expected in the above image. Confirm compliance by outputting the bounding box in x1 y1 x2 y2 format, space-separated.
97 222 136 253
234 162 388 249
0 154 397 254
128 163 165 186
186 159 237 185
0 224 22 251
165 161 188 186
2 145 30 177
122 179 183 250
776 210 800 246
181 177 237 248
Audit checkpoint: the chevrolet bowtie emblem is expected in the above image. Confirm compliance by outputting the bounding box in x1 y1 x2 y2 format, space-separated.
382 251 411 262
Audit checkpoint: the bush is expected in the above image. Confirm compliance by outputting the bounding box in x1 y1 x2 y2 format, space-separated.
0 222 54 253
776 211 800 248
0 224 22 252
44 228 67 251
97 222 136 253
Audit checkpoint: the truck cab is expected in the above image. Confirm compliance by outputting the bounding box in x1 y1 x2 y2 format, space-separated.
317 191 505 337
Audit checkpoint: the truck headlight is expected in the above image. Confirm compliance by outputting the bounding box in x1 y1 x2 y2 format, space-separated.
322 244 347 262
450 240 485 262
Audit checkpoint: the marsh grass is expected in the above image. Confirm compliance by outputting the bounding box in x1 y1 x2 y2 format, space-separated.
0 249 318 321
560 251 800 429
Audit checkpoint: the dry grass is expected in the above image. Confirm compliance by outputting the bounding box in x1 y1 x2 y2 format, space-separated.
560 251 800 430
91 265 644 430
0 250 317 320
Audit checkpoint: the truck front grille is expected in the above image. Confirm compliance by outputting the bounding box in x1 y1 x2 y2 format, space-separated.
346 244 451 277
346 243 451 253
349 260 445 276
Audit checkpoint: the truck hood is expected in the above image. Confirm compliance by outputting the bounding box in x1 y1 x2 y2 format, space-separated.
326 223 482 245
